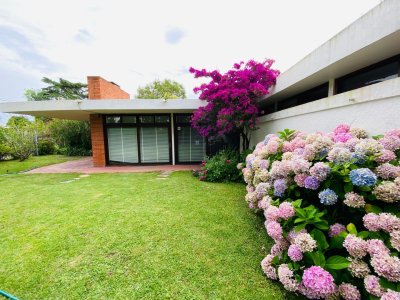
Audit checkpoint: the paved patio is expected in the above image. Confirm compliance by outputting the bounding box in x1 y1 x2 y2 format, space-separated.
27 157 200 174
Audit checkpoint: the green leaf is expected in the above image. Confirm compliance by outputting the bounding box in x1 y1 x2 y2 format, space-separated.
344 182 353 193
294 223 307 232
330 236 344 249
357 231 369 239
379 278 397 291
295 208 306 218
358 186 371 192
347 223 357 235
314 221 329 230
325 256 350 270
311 229 329 251
309 251 325 267
294 218 305 224
365 204 382 214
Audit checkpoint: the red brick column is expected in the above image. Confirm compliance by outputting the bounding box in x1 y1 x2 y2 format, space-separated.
87 76 130 167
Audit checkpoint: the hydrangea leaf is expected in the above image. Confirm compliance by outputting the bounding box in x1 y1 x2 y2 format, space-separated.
325 256 350 270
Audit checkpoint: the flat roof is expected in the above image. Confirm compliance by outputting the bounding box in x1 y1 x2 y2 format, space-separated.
262 0 400 103
0 99 206 121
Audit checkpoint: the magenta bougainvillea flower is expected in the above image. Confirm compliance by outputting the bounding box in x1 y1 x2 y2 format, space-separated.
189 60 279 149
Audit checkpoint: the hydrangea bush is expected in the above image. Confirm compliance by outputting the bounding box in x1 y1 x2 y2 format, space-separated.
243 126 400 299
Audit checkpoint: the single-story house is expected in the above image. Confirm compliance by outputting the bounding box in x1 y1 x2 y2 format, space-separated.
1 0 400 166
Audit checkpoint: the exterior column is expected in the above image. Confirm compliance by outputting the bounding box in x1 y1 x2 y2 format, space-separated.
171 113 175 165
90 114 106 167
328 78 335 96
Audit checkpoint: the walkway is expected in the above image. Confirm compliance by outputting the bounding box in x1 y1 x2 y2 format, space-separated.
27 157 200 174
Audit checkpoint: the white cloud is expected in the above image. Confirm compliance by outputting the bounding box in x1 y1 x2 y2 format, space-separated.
0 0 381 102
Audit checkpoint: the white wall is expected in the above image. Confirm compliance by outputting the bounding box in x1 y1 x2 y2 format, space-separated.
251 78 400 146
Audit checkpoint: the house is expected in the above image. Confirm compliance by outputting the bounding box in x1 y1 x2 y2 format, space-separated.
1 0 399 166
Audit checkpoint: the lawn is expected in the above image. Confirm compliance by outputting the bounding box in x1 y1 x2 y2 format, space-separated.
0 171 295 299
0 155 81 174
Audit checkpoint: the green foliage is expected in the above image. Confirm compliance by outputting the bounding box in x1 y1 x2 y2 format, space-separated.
49 120 91 156
136 79 186 99
325 256 350 270
37 139 56 155
278 129 296 141
0 127 12 160
25 77 88 101
3 118 36 161
196 149 242 183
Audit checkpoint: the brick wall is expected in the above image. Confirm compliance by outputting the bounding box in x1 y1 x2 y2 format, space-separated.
87 76 130 167
87 76 130 100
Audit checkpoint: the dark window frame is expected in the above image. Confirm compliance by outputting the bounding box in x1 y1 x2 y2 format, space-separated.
335 54 400 94
103 114 172 165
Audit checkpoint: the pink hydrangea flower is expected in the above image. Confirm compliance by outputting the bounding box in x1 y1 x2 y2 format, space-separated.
338 283 361 300
302 266 336 298
287 244 303 262
329 223 346 237
364 275 385 297
265 220 283 241
261 255 277 280
278 202 295 220
343 234 367 258
381 290 400 300
370 254 400 282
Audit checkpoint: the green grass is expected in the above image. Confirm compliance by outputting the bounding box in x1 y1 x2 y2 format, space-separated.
0 172 295 299
0 155 81 174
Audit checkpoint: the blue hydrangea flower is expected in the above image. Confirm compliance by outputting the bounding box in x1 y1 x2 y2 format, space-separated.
350 153 365 165
263 134 274 145
304 176 320 190
318 189 338 205
274 179 287 197
349 168 377 186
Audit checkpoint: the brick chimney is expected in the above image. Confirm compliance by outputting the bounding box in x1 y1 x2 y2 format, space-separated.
87 76 130 167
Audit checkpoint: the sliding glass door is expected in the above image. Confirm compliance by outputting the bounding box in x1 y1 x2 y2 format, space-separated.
175 114 205 163
140 127 170 163
105 114 171 164
107 127 139 163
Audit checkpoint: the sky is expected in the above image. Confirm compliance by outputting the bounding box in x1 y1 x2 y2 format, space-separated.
0 0 381 124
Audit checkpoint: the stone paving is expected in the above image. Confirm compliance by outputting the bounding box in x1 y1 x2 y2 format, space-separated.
27 157 200 174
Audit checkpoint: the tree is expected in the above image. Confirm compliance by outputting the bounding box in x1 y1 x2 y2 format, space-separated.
0 127 12 160
3 117 36 161
25 77 88 101
136 79 186 99
24 77 91 156
189 60 279 151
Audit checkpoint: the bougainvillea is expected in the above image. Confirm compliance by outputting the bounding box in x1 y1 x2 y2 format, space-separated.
242 124 400 299
189 60 280 150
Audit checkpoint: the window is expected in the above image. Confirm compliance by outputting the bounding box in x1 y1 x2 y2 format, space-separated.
106 116 121 124
104 114 171 164
336 55 400 94
140 127 169 163
270 83 329 113
177 127 205 162
107 127 139 163
121 116 136 124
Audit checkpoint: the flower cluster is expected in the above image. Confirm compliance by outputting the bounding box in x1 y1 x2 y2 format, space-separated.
190 60 279 148
243 125 400 299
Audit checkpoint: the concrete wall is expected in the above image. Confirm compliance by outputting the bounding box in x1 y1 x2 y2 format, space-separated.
252 78 400 146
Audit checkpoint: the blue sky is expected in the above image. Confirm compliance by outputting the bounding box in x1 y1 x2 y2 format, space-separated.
0 0 381 124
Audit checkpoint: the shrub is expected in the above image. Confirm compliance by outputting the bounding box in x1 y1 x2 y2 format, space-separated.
37 139 56 155
3 125 36 161
0 127 12 160
244 125 400 299
195 149 243 182
49 120 91 156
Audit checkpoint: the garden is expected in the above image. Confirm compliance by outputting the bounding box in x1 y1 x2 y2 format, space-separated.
243 125 400 299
